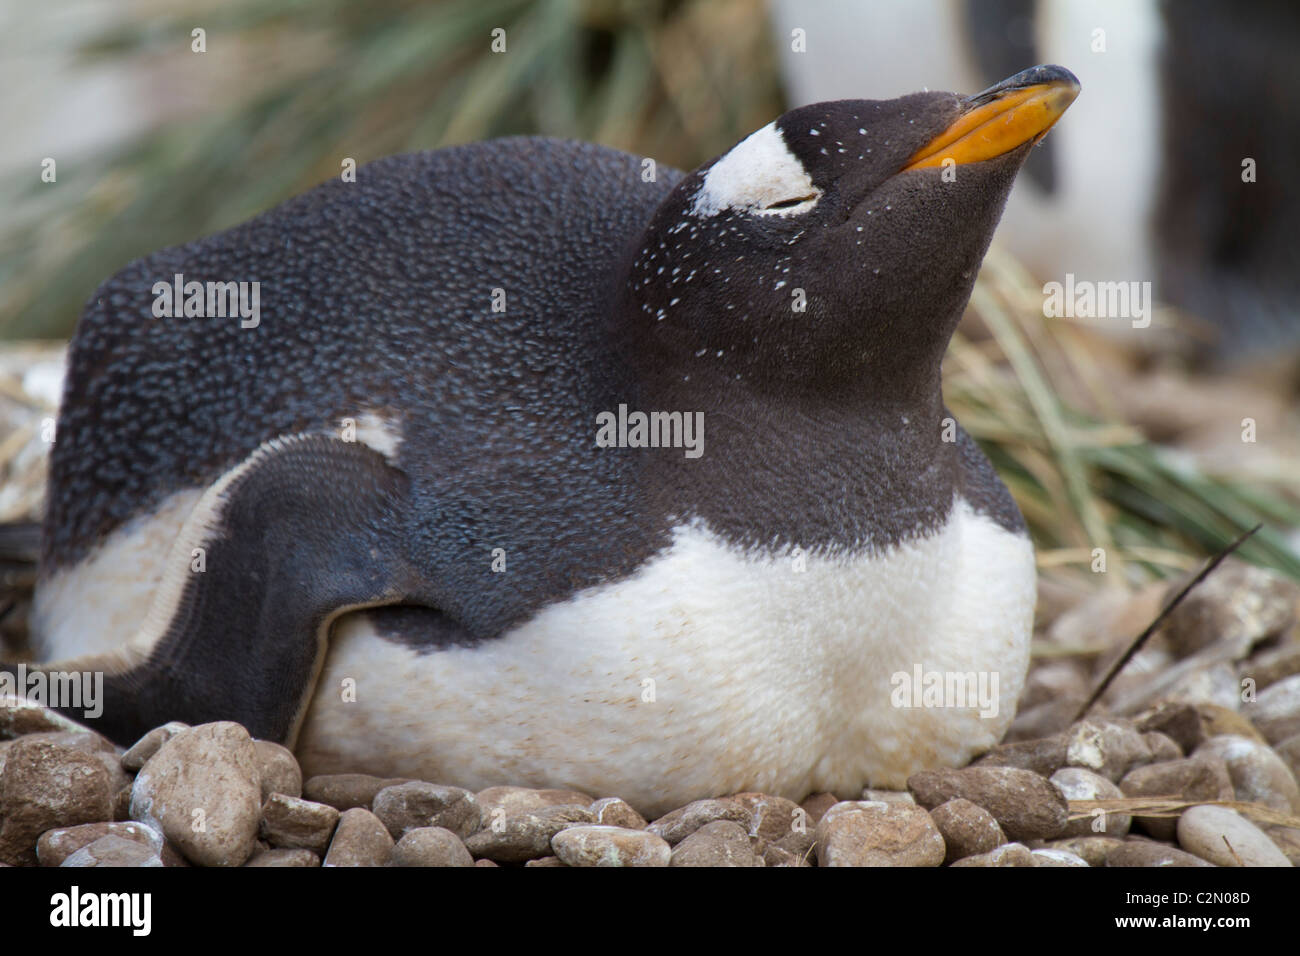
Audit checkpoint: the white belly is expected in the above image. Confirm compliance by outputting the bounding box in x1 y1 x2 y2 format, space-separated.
296 497 1036 817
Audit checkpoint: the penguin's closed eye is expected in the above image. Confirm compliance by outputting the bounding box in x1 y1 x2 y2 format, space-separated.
760 194 819 211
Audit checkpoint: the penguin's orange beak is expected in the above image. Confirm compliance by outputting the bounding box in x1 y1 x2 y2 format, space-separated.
902 64 1080 171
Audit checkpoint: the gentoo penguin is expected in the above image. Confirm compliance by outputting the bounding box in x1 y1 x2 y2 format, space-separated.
9 66 1077 815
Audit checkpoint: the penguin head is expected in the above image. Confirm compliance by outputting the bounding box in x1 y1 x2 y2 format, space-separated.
623 65 1079 399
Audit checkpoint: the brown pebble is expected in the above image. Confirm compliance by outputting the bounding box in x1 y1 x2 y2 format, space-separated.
0 737 114 866
589 796 647 829
908 766 1068 842
973 735 1068 776
729 792 806 843
670 820 763 867
391 827 475 867
260 793 340 854
1106 840 1215 867
302 773 410 812
950 842 1037 867
798 792 839 827
253 740 302 801
244 848 321 867
323 807 394 867
1119 756 1234 841
648 798 752 845
372 781 481 841
463 804 593 863
816 801 945 868
928 798 1006 863
37 821 163 867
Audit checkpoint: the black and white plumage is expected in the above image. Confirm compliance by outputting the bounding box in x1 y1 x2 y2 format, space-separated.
12 66 1078 814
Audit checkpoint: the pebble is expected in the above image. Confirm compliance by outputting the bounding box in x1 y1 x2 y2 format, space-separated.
1241 642 1300 691
1098 646 1173 711
860 788 916 806
927 798 1006 863
1018 660 1090 711
1265 826 1300 865
771 828 817 861
323 808 394 867
1159 560 1298 658
1003 697 1080 742
371 781 481 841
950 842 1036 867
1163 663 1242 712
1176 805 1293 867
907 766 1068 841
648 798 752 845
0 693 88 738
61 834 163 868
1106 840 1214 867
524 855 567 867
1050 767 1131 837
670 820 763 867
1250 674 1300 744
1119 756 1234 841
112 784 132 822
1047 583 1163 653
1043 836 1125 867
730 792 807 843
1275 734 1300 782
120 722 189 772
1196 703 1267 742
129 721 262 867
763 843 812 867
302 773 409 811
1031 848 1089 867
1065 717 1153 782
22 730 130 796
260 793 340 853
244 848 321 867
253 740 302 800
463 804 593 863
391 827 475 867
550 825 672 867
1137 702 1204 754
0 736 114 865
474 786 594 818
1194 734 1300 814
798 792 839 827
973 735 1068 777
37 821 163 867
1143 732 1184 763
589 797 647 829
816 800 945 867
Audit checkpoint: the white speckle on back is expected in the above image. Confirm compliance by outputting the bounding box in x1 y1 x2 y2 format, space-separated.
351 411 404 460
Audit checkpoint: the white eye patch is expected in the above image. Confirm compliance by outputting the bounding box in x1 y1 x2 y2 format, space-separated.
690 122 821 218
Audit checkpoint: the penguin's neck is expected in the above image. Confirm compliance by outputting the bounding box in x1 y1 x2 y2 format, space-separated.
626 357 961 555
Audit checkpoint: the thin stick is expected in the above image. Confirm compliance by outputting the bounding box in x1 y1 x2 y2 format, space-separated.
1071 524 1263 723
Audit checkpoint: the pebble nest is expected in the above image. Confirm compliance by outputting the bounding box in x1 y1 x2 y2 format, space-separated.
1 559 1298 868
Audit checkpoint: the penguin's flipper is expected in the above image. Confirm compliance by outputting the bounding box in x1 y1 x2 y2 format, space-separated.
12 434 425 746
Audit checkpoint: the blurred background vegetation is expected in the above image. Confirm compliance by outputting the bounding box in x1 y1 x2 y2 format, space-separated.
0 0 782 340
0 0 1297 588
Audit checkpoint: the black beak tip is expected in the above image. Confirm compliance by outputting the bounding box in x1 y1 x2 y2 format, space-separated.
965 64 1081 107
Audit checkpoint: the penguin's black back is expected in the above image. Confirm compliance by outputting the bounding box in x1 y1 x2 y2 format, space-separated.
47 139 682 579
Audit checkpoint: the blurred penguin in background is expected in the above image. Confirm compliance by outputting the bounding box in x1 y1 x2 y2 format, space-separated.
770 0 1300 372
